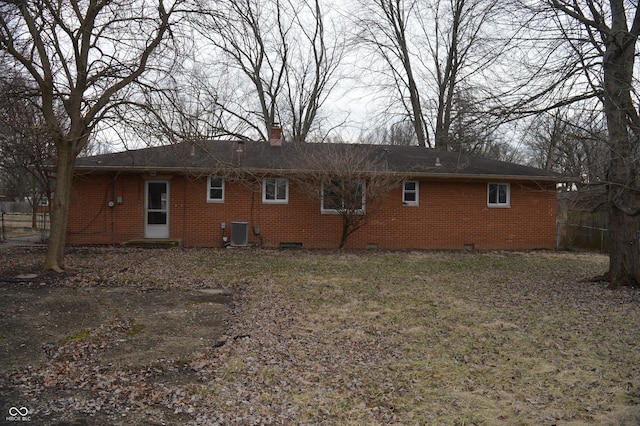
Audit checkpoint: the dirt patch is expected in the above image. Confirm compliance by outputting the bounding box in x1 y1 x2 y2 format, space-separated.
0 286 231 373
0 269 232 425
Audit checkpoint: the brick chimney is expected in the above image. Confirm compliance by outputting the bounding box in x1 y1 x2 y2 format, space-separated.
269 123 283 147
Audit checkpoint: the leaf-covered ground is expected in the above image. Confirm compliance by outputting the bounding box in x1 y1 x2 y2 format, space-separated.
1 246 640 425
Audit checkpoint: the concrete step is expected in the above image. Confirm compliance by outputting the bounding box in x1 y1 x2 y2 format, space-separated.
122 239 181 247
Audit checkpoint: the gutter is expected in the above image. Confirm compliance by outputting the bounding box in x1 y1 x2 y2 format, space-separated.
72 165 571 183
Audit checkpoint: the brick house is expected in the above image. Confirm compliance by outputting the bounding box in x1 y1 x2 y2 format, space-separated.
69 137 561 250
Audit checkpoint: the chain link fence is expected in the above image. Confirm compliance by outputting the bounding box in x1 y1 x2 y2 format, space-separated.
0 211 50 243
557 221 609 251
557 208 640 252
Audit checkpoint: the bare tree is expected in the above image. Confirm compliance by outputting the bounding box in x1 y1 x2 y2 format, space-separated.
109 63 240 148
545 0 640 287
291 143 405 248
281 0 345 142
0 0 187 271
360 121 418 146
524 108 607 186
195 0 285 140
0 70 55 227
194 0 343 143
352 0 511 151
420 0 504 150
353 0 429 147
446 86 518 159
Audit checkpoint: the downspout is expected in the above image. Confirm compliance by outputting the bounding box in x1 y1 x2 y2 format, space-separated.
111 173 116 243
250 181 263 247
183 177 188 246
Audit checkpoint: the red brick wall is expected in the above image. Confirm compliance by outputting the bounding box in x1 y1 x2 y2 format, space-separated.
67 173 557 249
67 173 145 244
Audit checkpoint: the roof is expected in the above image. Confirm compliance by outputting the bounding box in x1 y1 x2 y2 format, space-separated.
74 140 565 182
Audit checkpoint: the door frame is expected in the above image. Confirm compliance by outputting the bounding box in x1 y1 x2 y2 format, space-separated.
144 180 170 239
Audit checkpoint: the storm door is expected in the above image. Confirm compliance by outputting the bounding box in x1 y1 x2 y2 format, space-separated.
145 180 169 238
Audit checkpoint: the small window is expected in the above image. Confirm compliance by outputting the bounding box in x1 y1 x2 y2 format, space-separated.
403 181 419 205
488 183 510 207
321 180 365 214
263 178 288 203
207 177 224 202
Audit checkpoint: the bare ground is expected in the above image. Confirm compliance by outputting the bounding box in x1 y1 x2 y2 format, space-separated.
0 246 233 425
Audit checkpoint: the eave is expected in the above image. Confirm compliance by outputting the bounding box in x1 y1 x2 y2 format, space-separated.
72 165 572 183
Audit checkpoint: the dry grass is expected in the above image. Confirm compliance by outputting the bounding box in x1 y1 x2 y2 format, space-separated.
3 247 640 425
185 249 640 425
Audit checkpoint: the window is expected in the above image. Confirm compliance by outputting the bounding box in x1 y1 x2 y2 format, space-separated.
263 178 288 203
488 183 510 207
403 181 419 205
207 177 224 202
321 180 365 214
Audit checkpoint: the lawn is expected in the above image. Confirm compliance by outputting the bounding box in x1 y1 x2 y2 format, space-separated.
194 250 640 425
2 247 640 425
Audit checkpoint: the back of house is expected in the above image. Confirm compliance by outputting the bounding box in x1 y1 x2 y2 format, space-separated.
68 140 561 250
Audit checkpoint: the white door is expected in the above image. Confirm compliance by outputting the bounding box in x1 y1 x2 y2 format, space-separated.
145 180 169 239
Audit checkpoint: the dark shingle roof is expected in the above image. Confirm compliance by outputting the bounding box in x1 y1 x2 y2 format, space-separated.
74 140 563 181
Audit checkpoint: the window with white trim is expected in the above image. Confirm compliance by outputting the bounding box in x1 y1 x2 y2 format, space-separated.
321 180 365 214
487 183 510 207
403 181 419 205
263 178 288 203
207 177 224 202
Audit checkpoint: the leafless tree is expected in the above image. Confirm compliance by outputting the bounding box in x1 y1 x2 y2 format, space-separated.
360 121 418 146
428 0 512 152
524 108 607 187
291 143 406 248
281 0 345 142
446 86 519 159
0 69 55 228
0 0 188 271
352 0 511 151
353 0 429 147
543 0 640 287
193 0 344 143
182 0 283 141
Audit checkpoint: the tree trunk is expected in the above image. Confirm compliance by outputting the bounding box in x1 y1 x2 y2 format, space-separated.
604 122 640 288
604 109 640 288
31 204 38 230
338 218 349 249
407 75 428 148
43 142 75 272
434 111 449 150
601 21 640 288
607 205 640 288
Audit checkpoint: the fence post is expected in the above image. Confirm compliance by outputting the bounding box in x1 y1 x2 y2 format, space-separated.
41 212 47 242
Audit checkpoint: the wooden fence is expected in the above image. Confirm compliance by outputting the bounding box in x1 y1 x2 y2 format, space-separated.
0 201 32 213
556 208 640 252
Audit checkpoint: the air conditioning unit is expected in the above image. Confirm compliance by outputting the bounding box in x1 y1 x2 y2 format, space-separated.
230 221 249 246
